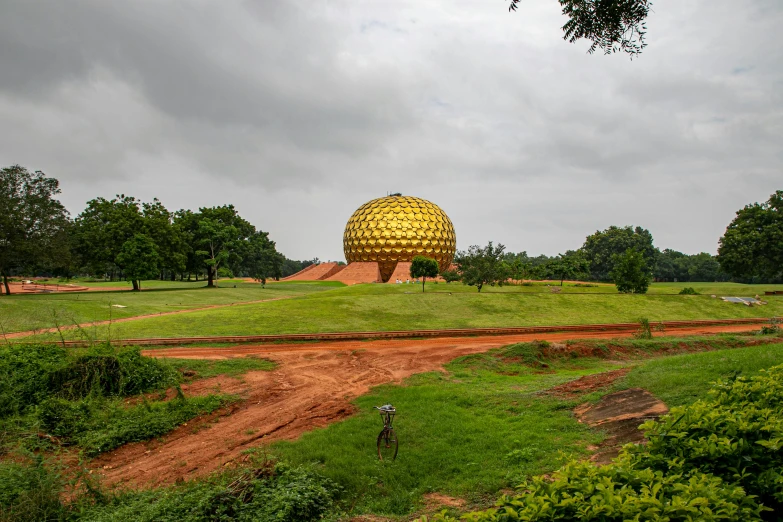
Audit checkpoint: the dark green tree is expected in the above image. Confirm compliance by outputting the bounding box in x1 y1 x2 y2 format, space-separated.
244 231 283 286
73 195 144 280
545 250 590 286
142 199 186 280
508 0 652 58
410 256 439 292
0 165 70 295
439 268 461 283
454 242 510 292
718 191 783 282
582 225 656 281
115 234 160 291
192 205 254 287
610 248 651 293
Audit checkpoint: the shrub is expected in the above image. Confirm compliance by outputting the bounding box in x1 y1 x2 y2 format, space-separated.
627 366 783 513
37 394 234 456
76 462 339 522
679 287 699 295
633 317 653 339
426 458 762 521
0 345 68 418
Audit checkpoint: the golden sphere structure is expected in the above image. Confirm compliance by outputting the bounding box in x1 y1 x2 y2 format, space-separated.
343 195 457 283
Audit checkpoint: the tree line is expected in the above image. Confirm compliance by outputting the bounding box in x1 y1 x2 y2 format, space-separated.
0 165 309 294
444 190 783 293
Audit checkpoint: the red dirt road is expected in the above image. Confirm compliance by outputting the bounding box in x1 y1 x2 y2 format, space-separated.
89 322 766 489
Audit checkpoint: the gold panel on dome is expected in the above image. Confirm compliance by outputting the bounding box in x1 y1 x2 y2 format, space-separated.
343 195 457 282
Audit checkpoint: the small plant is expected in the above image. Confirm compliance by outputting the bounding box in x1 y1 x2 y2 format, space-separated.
679 287 699 295
758 317 781 335
633 317 653 339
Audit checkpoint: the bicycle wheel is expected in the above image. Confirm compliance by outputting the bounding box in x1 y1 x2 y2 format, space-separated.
377 428 398 461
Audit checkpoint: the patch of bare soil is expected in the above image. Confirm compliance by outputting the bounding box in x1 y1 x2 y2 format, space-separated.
545 368 632 398
574 388 668 465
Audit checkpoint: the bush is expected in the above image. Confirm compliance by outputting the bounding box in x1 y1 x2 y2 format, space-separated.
0 344 179 416
627 366 783 513
77 462 339 522
0 345 68 418
426 459 761 521
679 287 699 295
38 394 234 456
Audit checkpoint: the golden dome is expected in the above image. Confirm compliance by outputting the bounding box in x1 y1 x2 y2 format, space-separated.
343 195 457 283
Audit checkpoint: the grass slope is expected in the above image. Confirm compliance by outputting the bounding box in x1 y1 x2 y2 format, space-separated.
0 281 342 335
58 286 783 340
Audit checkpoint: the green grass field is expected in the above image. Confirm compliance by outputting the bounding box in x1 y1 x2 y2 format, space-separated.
0 281 342 335
266 337 783 517
4 280 782 341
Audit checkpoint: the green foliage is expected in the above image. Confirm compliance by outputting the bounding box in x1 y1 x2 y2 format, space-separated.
76 462 338 522
0 344 179 417
633 317 652 339
508 0 652 58
440 268 461 283
0 165 71 295
627 365 783 513
0 456 66 522
454 242 510 292
610 248 651 294
542 250 590 286
0 344 68 418
679 286 699 295
115 234 160 290
428 459 761 521
582 225 656 281
718 190 783 281
38 394 234 456
410 256 440 292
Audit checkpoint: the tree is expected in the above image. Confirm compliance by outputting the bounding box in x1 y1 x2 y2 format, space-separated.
508 0 651 58
73 195 144 280
0 165 70 295
545 250 590 286
191 205 254 288
454 242 510 292
610 248 651 293
244 231 283 286
582 225 656 281
718 191 783 282
115 234 160 291
142 199 186 280
410 256 439 292
440 268 462 283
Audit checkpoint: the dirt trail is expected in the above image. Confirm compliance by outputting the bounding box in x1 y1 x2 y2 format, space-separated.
90 323 762 489
6 296 298 339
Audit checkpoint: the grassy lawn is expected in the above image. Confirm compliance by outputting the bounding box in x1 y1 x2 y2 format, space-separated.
48 286 783 340
267 337 783 518
618 341 783 406
0 281 343 335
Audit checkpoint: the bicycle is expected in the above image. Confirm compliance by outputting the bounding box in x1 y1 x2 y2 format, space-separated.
374 404 398 461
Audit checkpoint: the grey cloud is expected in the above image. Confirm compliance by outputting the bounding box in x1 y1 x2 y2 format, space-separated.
0 0 781 261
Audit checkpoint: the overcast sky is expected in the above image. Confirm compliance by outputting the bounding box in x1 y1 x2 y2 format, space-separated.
2 1 781 261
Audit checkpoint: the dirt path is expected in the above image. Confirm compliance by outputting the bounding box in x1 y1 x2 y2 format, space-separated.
6 296 298 339
89 323 763 489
